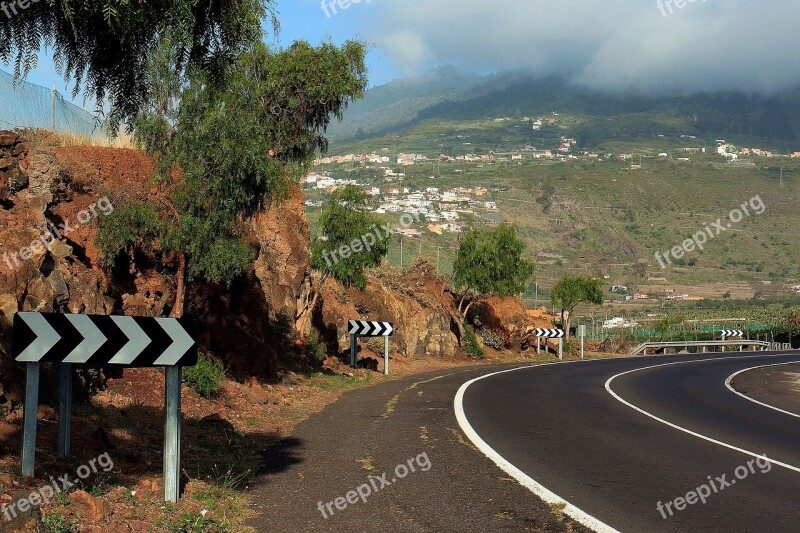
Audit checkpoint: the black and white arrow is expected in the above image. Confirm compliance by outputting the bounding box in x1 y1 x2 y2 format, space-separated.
535 328 565 339
13 312 197 367
348 320 394 337
721 329 744 338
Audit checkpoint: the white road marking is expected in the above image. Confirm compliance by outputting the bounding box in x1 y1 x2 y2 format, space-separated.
605 354 800 474
454 362 621 533
724 360 800 419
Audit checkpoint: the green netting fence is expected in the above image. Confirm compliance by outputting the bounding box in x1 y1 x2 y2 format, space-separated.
0 69 100 137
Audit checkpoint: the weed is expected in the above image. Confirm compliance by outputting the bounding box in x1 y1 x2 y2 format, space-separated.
463 325 485 358
183 353 226 400
41 511 80 533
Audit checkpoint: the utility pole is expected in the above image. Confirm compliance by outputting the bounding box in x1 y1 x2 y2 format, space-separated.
400 236 404 269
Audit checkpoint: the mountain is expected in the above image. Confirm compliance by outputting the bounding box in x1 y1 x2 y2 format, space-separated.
330 69 800 151
326 66 481 141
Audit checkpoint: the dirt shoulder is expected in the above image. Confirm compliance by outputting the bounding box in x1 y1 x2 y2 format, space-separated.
729 362 800 416
1 349 595 532
246 362 591 533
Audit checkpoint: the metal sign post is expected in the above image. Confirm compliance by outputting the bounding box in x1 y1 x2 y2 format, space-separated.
348 320 394 374
578 325 586 360
535 328 565 359
57 363 73 458
164 366 182 503
13 312 197 503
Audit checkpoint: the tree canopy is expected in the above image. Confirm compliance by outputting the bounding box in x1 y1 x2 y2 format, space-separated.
550 275 603 338
450 224 535 343
97 39 368 316
310 185 390 290
452 224 535 304
0 0 273 131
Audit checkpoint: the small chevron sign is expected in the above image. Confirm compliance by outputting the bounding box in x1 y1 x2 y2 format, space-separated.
721 329 744 338
535 328 565 339
348 320 394 337
13 312 197 367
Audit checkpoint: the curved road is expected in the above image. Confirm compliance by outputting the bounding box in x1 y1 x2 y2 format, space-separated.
460 351 800 532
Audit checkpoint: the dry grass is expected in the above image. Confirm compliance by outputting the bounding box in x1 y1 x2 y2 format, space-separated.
16 128 136 149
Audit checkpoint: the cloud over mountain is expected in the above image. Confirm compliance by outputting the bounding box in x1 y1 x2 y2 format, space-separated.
362 0 800 94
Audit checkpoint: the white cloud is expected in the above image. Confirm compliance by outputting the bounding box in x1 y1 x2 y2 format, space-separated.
379 30 433 71
364 0 800 93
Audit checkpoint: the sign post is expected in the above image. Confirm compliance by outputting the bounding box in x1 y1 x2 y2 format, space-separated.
57 363 73 458
13 312 197 503
578 325 586 360
348 320 394 375
535 328 565 360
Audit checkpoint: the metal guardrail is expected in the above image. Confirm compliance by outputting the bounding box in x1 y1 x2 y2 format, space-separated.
629 340 772 356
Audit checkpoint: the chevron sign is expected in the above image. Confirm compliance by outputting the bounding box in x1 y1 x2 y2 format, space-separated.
535 328 565 339
348 320 394 337
721 329 744 338
13 312 197 367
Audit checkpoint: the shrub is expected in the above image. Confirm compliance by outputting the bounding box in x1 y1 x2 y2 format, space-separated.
183 353 226 400
307 332 327 364
463 325 485 359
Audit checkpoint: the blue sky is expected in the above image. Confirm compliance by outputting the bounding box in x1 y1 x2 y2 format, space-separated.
8 0 399 106
6 0 800 108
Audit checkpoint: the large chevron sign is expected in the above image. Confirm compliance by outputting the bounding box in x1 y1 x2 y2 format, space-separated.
535 328 565 339
348 320 394 337
13 312 197 367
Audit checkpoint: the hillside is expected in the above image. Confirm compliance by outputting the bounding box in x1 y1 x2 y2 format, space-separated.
313 70 800 304
329 70 800 151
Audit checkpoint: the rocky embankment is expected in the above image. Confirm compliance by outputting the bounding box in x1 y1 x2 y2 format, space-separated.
0 133 552 404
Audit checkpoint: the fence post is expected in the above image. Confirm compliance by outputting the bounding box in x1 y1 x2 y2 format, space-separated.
52 82 57 133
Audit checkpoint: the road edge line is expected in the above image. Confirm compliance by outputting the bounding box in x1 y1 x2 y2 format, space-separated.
454 364 620 533
725 360 800 419
604 355 800 474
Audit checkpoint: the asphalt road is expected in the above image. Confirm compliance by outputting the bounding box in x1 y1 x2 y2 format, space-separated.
461 351 800 532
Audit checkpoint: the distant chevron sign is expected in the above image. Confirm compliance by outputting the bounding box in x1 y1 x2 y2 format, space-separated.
348 320 394 337
535 328 565 339
721 329 744 338
13 312 197 367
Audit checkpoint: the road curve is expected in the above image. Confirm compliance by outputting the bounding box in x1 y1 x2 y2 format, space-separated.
459 352 800 532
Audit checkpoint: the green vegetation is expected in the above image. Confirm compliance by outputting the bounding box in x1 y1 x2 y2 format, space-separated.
155 510 229 533
452 224 535 339
183 353 226 400
0 0 271 132
551 276 604 338
97 38 368 318
311 185 390 290
306 332 327 364
41 511 80 533
462 325 485 359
